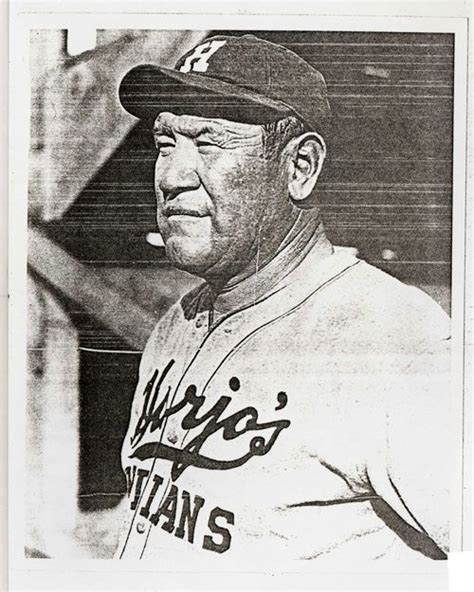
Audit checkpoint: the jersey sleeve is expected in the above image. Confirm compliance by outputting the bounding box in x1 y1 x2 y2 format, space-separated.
367 337 451 556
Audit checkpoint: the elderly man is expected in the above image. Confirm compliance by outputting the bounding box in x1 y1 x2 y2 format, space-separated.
116 34 450 566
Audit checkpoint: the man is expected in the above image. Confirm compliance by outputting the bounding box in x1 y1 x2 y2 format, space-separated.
116 34 450 567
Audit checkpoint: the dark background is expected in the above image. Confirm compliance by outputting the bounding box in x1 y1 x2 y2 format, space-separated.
43 30 454 511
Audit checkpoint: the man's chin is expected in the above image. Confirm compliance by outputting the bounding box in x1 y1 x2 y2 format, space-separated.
164 240 214 278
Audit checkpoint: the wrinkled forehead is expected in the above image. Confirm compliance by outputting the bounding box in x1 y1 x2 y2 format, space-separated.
153 111 264 138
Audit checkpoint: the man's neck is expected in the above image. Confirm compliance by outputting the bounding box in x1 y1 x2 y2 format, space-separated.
210 211 333 321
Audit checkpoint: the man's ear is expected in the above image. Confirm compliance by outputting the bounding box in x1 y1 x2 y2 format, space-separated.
286 132 326 203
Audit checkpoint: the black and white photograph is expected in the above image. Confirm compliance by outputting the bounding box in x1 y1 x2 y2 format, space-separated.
7 2 471 590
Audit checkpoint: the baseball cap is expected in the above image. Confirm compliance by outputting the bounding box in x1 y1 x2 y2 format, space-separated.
119 34 331 130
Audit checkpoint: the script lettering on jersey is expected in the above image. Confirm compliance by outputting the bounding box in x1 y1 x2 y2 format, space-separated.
130 361 291 480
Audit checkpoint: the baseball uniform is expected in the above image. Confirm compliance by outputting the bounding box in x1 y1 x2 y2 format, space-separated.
116 217 450 568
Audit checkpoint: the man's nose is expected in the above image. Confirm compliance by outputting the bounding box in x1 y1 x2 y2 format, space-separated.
156 141 200 200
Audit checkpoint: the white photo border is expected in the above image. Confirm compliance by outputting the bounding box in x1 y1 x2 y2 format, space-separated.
8 2 471 590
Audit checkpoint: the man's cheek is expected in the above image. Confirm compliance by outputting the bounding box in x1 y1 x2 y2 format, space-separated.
211 200 252 237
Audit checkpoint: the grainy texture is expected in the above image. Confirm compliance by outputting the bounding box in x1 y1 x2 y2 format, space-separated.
27 30 454 561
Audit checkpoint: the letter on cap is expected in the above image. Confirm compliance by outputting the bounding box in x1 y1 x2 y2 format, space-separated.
179 40 227 73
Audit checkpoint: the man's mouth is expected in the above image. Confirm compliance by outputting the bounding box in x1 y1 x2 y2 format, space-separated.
164 206 208 218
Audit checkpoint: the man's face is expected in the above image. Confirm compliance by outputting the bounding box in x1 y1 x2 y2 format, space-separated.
153 112 292 283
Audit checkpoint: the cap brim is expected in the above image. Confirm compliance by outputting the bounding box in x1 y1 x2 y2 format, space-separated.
119 64 294 125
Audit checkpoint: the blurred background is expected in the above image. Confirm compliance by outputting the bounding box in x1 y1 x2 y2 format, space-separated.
27 29 453 558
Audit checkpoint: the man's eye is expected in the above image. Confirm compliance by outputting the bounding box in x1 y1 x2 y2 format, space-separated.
196 139 219 151
154 136 175 153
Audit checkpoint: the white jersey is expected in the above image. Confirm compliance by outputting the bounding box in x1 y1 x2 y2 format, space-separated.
117 247 450 569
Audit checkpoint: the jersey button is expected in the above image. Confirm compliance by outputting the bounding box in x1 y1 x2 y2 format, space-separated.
166 429 178 444
136 522 146 534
